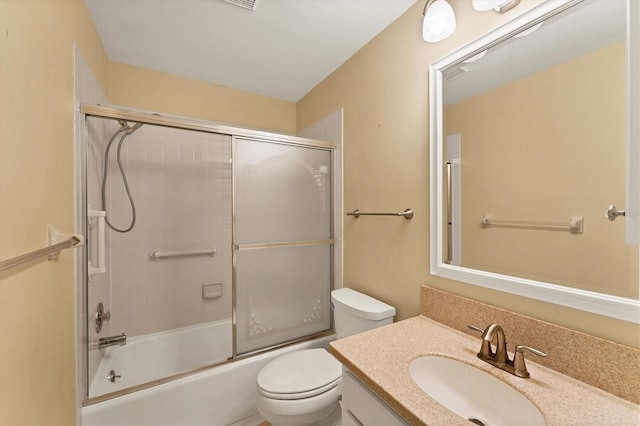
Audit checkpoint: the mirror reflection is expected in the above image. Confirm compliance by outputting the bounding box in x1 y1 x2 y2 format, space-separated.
441 0 638 300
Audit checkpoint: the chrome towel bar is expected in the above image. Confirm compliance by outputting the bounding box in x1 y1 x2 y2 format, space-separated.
346 208 413 220
0 227 84 273
148 245 217 261
481 215 584 234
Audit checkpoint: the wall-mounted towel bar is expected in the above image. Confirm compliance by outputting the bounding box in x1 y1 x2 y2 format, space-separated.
0 227 84 273
148 245 217 261
481 215 584 234
346 208 413 220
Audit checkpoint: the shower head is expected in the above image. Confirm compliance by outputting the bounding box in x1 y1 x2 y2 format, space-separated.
117 120 144 135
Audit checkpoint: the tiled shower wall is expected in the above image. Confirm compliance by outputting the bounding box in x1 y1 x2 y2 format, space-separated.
98 125 233 337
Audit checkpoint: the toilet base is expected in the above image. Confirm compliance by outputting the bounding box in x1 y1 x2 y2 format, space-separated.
258 401 342 426
259 401 341 426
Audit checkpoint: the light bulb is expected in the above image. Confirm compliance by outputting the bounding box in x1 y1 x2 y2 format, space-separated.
423 0 456 43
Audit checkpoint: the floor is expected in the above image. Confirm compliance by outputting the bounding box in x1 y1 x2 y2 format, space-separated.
228 414 270 426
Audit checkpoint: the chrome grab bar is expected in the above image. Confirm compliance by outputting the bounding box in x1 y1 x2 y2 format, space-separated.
346 208 413 220
0 233 84 273
148 245 217 261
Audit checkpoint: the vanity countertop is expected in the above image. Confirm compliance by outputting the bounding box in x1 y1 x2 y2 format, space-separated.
329 316 640 426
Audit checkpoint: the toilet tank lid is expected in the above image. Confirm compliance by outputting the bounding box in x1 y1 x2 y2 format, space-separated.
331 288 396 320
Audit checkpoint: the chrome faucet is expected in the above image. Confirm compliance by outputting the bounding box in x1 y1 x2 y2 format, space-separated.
98 332 127 349
469 324 547 378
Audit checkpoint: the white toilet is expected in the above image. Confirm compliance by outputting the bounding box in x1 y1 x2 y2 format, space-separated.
256 288 396 425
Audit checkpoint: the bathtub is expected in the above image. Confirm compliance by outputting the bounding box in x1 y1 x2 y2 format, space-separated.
89 318 234 396
82 321 335 425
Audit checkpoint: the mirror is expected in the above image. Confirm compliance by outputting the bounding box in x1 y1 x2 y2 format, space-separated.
429 0 640 323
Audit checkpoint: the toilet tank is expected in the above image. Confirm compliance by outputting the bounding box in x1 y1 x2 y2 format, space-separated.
331 288 396 339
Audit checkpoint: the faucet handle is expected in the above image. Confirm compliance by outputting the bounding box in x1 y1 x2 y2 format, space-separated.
468 324 485 334
513 345 547 378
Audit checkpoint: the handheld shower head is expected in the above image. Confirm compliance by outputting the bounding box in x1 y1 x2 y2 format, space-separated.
117 120 144 135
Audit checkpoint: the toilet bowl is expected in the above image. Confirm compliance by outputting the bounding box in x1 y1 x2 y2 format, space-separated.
256 348 342 425
256 288 395 426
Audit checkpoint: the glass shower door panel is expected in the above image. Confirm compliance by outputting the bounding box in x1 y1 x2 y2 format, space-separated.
235 138 332 244
235 245 332 354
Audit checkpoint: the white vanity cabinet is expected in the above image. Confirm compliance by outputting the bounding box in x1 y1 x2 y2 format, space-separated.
341 370 408 426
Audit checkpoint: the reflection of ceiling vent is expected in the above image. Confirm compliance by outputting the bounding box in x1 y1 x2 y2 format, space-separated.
223 0 257 10
444 66 470 82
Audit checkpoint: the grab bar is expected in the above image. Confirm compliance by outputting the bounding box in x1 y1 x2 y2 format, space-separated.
346 208 413 220
148 245 217 261
481 215 584 234
0 227 84 273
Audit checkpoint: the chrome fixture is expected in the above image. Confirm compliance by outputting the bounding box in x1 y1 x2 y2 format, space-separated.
107 369 121 383
346 208 413 220
605 205 626 221
94 302 111 333
469 324 547 378
98 332 127 349
422 0 456 43
423 0 522 43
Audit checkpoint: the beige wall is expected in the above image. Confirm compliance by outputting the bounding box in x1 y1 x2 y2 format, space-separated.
0 1 109 424
447 42 638 300
297 1 640 347
108 61 297 135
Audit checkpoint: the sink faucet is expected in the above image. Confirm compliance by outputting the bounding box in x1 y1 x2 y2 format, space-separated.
479 323 508 364
469 324 547 378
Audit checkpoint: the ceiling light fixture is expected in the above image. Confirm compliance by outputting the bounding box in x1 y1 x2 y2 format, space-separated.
423 0 456 43
472 0 521 14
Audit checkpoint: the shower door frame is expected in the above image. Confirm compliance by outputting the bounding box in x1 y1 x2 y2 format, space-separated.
79 104 336 404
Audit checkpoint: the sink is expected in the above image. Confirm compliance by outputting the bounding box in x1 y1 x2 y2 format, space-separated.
409 356 545 426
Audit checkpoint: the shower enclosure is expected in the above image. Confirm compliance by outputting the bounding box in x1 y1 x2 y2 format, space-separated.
80 106 335 401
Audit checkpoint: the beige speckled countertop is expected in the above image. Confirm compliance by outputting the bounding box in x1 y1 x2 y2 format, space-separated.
329 316 640 426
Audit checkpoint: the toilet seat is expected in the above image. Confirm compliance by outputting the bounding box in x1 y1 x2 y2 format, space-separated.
257 348 342 400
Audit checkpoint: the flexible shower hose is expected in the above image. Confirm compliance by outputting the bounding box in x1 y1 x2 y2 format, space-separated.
101 126 137 233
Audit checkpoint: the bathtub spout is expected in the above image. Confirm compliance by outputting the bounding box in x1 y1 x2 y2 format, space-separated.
98 333 126 349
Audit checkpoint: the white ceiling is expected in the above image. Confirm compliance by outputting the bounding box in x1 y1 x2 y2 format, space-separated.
85 0 417 102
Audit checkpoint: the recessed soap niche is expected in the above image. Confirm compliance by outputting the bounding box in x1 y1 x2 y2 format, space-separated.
203 282 223 299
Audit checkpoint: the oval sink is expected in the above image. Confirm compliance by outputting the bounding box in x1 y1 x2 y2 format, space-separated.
409 356 545 426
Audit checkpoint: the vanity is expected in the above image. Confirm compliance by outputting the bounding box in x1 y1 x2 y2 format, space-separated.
330 287 640 425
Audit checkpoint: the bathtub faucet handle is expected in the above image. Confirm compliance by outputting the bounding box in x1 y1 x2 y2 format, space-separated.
107 369 121 383
95 302 111 333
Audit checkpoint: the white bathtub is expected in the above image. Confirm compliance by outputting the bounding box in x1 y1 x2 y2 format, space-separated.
82 321 335 425
89 318 234 396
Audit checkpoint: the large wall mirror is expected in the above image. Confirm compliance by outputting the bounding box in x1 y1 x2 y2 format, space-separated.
429 0 639 323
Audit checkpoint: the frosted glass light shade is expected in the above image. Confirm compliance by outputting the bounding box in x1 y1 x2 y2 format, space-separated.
472 0 506 11
422 0 456 43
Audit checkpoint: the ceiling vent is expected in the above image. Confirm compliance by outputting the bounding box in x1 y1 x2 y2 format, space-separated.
444 66 470 82
222 0 257 11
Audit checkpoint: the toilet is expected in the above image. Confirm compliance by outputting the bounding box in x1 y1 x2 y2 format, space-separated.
256 288 396 425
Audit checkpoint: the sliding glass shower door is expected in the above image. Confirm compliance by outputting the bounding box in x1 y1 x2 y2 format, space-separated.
234 137 333 354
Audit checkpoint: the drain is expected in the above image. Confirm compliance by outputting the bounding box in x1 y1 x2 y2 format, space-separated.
468 418 487 426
